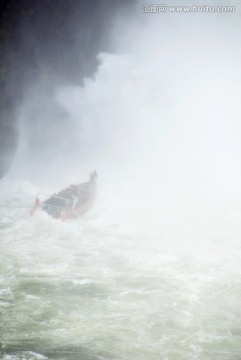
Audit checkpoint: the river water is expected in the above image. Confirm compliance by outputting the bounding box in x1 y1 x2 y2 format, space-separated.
1 1 241 358
0 178 241 360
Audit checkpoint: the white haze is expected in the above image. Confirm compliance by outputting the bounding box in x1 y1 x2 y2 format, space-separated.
6 0 241 240
1 3 241 359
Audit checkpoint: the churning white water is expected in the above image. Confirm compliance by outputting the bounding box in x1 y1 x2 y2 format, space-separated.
1 3 241 359
1 177 241 360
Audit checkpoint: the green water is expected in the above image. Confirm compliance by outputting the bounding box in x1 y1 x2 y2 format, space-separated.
0 186 241 360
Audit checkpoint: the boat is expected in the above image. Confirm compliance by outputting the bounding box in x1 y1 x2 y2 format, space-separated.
31 171 97 220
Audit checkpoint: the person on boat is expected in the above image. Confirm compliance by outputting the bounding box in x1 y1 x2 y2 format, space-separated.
89 171 97 184
71 195 78 209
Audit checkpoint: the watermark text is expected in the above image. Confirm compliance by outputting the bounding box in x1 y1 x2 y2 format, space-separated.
142 4 236 13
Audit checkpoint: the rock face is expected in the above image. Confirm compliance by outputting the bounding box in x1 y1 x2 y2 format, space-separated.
0 0 134 179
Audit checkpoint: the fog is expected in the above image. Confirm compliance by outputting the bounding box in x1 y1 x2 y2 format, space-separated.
6 0 241 238
1 3 241 359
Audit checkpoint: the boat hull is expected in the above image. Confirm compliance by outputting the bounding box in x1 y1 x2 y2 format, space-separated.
31 177 97 220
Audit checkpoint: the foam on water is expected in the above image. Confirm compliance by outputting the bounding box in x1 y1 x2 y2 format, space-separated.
1 180 241 360
1 2 241 358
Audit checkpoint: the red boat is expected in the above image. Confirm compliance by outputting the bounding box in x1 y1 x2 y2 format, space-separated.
31 171 97 220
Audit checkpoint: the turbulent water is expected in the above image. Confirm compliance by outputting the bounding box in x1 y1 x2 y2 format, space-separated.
1 2 241 359
0 179 241 360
